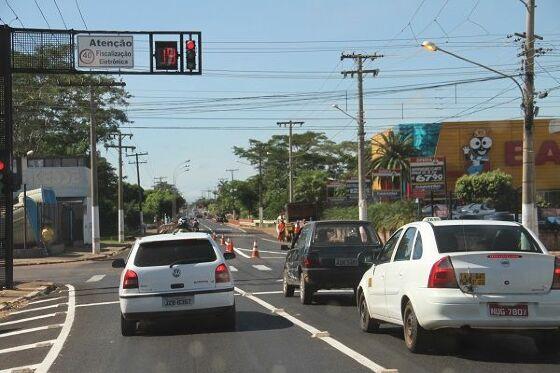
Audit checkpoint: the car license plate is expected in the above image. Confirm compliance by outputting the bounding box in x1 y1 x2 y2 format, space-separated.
488 303 528 317
335 258 358 266
162 295 194 308
460 272 486 286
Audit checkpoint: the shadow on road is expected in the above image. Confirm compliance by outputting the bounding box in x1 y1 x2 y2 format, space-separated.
311 293 356 307
138 310 293 336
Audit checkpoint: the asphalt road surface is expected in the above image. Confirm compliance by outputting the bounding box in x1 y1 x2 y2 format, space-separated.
2 219 559 372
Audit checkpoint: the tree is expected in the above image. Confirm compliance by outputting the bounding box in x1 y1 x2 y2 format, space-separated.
294 170 329 204
144 182 186 222
455 170 519 212
13 74 131 156
370 131 416 192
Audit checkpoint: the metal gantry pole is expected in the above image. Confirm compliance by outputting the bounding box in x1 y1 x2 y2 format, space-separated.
89 85 100 254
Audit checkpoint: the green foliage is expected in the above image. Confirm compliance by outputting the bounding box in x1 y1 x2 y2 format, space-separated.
294 170 329 203
143 182 186 221
455 170 519 211
370 131 416 188
322 201 417 233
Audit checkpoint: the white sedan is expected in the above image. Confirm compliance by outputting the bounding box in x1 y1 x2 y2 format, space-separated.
356 220 560 353
113 232 236 336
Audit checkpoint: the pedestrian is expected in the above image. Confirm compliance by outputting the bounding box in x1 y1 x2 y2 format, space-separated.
277 219 286 241
292 219 302 245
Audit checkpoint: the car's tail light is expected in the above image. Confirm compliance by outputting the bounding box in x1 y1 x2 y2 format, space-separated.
303 254 319 268
428 256 458 288
123 269 138 289
552 257 560 290
215 263 230 283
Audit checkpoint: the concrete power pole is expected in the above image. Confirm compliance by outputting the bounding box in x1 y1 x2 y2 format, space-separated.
522 0 538 234
106 133 135 242
225 168 239 220
277 121 304 203
341 53 382 221
127 152 148 234
59 80 126 253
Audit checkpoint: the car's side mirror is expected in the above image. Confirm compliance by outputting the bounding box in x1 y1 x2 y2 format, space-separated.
112 258 125 268
224 252 235 260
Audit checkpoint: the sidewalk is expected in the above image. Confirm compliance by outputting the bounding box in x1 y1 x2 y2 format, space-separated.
0 281 56 315
13 243 131 266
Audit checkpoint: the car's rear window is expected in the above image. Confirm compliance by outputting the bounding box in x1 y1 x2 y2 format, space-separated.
134 239 217 267
313 223 380 246
433 225 541 254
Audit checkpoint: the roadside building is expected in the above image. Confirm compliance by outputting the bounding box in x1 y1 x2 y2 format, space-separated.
371 119 560 206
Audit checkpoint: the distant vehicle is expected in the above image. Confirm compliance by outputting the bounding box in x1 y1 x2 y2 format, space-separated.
421 204 447 216
356 220 560 354
455 203 495 219
282 220 382 305
113 233 236 336
285 202 318 222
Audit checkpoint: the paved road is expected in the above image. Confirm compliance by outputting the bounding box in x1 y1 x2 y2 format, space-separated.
2 219 559 372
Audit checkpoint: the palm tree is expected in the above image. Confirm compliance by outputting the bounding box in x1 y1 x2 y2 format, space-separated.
370 131 417 196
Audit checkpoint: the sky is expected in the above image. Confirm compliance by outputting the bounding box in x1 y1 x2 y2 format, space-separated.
2 0 560 201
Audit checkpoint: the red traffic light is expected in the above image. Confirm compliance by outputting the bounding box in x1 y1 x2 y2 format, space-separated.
0 160 5 171
186 40 195 50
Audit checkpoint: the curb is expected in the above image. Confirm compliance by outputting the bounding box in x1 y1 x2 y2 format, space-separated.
0 283 56 312
13 246 130 267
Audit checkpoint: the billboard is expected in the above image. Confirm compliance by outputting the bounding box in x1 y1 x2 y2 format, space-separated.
409 157 446 197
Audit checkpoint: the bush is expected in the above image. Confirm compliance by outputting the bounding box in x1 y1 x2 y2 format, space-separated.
455 170 518 212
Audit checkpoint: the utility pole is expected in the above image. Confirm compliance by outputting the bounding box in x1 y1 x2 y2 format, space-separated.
225 168 239 219
59 80 126 253
277 121 304 203
225 168 239 182
522 0 537 234
341 52 382 221
153 176 167 188
106 133 135 242
127 152 148 234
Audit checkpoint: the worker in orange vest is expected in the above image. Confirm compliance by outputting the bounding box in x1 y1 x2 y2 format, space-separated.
277 219 286 241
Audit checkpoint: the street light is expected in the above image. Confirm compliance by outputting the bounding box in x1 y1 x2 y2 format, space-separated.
332 103 368 221
172 160 190 218
421 40 537 233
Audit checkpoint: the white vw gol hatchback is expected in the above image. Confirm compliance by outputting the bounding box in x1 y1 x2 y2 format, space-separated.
112 233 236 336
356 220 560 353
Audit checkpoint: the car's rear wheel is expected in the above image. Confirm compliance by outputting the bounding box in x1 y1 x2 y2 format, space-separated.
534 331 560 355
299 275 313 305
403 301 431 353
359 295 379 332
121 314 136 336
283 271 295 297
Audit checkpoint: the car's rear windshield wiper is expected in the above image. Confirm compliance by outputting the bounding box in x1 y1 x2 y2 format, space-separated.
169 258 213 267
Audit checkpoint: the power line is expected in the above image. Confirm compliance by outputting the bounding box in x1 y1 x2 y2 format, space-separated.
5 0 24 27
33 0 51 29
52 0 67 29
74 0 88 29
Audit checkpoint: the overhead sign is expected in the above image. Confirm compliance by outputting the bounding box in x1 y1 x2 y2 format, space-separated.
409 157 446 197
77 35 134 68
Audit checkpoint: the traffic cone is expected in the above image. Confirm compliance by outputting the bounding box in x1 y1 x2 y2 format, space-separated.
226 238 234 253
251 240 260 259
220 234 225 245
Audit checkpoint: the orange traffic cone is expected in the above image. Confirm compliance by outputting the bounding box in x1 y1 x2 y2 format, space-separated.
220 234 225 245
226 238 234 253
251 240 260 259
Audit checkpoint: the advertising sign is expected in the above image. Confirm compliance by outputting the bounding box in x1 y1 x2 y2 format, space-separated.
77 35 134 68
373 189 400 200
371 168 400 178
409 157 446 197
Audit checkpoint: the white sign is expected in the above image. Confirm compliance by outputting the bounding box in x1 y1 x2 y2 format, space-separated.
77 35 134 68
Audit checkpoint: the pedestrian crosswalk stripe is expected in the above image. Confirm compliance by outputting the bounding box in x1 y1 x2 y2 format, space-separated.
0 313 61 327
252 264 272 271
0 324 63 339
0 340 56 355
10 303 67 315
229 265 238 272
86 274 106 282
0 364 40 373
28 297 64 305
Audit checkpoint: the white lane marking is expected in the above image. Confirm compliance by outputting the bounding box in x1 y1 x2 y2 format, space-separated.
276 279 283 282
9 303 67 315
260 237 284 244
28 297 63 305
248 290 354 296
235 286 391 373
235 247 286 255
0 364 40 373
0 313 61 326
86 274 106 283
36 284 76 373
229 265 238 272
233 248 251 259
75 300 119 308
260 256 286 259
0 324 63 338
252 265 272 271
0 340 55 355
